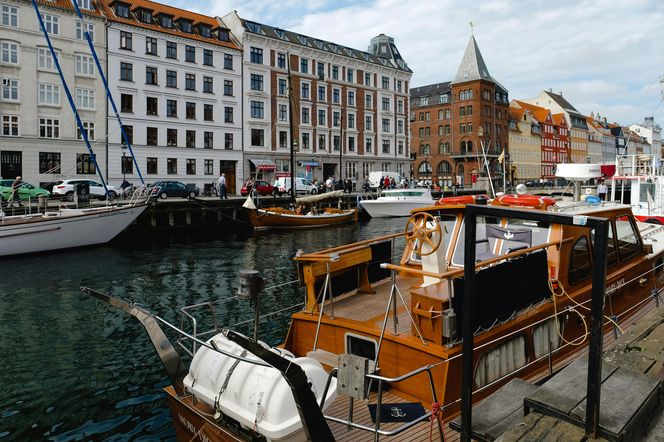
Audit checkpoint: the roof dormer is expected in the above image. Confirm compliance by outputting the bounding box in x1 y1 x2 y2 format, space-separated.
113 1 130 19
197 23 211 38
216 27 230 42
134 7 153 24
178 18 193 33
156 13 173 29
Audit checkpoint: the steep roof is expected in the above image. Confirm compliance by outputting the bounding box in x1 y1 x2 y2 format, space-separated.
239 18 412 73
452 36 497 85
35 0 104 18
540 90 583 116
101 0 239 50
410 82 451 99
513 100 551 124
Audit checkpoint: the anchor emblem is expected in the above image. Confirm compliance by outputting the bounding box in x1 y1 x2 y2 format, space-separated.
390 406 406 418
503 231 514 240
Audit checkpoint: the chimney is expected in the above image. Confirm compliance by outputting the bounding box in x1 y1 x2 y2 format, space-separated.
603 117 607 123
590 111 594 118
559 91 563 96
549 88 552 92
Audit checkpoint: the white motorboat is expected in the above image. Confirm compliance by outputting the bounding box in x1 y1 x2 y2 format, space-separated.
0 203 148 257
358 188 435 217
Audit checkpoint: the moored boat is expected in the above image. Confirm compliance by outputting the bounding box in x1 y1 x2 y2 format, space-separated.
358 188 435 217
611 154 664 224
85 188 664 440
243 194 357 229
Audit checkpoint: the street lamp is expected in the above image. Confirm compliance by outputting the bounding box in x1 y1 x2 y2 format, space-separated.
339 109 344 180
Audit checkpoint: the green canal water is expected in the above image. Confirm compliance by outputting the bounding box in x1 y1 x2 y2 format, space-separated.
0 218 406 441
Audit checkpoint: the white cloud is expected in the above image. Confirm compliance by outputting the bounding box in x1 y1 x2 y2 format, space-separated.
165 0 664 128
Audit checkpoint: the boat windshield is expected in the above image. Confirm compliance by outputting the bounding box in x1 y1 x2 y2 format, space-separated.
408 215 457 263
451 217 551 266
384 191 429 197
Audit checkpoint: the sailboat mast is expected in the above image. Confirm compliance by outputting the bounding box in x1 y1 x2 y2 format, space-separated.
287 53 296 203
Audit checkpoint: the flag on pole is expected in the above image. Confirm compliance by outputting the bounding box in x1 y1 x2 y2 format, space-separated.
498 150 505 164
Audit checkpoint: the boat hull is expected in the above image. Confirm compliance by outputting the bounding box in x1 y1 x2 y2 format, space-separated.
0 205 147 257
359 199 435 217
246 208 357 229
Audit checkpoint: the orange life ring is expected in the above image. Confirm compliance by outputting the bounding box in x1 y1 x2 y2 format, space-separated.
496 194 556 209
437 194 489 206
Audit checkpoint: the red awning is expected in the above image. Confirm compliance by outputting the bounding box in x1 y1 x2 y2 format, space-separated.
250 159 276 171
600 164 615 178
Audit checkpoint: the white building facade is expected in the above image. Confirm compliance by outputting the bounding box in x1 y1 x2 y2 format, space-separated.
0 0 107 186
221 11 412 187
103 0 243 193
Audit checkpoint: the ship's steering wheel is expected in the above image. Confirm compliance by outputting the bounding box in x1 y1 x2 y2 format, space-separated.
404 213 442 256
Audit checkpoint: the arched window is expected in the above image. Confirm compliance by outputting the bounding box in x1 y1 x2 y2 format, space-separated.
461 141 467 154
445 141 450 153
422 144 430 155
458 164 465 174
418 161 432 175
467 141 473 152
437 161 452 175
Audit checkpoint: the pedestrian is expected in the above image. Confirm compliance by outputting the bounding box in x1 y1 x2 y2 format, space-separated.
218 173 227 199
325 176 333 192
390 177 396 189
9 176 22 207
245 177 254 196
384 176 390 189
597 180 608 201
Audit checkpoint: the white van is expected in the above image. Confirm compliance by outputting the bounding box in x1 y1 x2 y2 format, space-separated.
368 171 402 191
276 177 317 195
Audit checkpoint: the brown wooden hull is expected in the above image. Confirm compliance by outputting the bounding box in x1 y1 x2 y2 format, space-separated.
246 207 357 229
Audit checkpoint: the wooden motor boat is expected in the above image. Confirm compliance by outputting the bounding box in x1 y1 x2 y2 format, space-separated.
85 191 664 441
243 194 357 229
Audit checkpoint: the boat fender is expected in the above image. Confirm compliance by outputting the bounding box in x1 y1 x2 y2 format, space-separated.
497 194 556 209
437 194 489 206
586 195 601 205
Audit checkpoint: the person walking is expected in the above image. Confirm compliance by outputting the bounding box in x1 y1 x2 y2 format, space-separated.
9 176 22 207
218 173 227 199
597 180 607 201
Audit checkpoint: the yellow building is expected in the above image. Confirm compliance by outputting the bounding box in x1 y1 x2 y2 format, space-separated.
508 103 542 181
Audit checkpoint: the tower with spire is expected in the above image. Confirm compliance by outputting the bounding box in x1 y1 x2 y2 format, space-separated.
410 36 509 190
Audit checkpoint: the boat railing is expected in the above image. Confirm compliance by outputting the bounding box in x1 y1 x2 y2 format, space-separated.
615 154 658 177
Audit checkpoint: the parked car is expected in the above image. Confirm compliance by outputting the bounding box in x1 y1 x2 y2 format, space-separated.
52 179 118 200
240 180 278 196
148 181 199 199
275 177 317 195
0 179 50 201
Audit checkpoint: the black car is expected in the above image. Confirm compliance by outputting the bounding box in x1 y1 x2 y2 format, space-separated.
149 181 199 199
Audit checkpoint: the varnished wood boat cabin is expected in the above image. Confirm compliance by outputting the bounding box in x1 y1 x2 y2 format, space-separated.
285 194 664 436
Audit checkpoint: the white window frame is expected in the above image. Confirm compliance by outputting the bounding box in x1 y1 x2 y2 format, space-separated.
1 3 19 27
0 40 19 65
76 88 95 110
41 13 59 35
38 83 60 106
76 0 92 10
38 47 59 71
1 78 19 101
75 54 94 76
75 20 95 41
39 117 60 139
76 121 95 141
1 114 19 136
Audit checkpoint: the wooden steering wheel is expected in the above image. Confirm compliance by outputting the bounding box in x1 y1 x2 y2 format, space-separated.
404 213 442 256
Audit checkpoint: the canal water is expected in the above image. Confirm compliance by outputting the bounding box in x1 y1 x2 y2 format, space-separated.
0 218 406 441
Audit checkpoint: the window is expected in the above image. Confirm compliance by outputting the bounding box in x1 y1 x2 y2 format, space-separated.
39 118 59 138
382 118 390 132
75 20 94 41
279 131 287 148
186 130 196 148
278 78 287 96
347 68 354 83
225 133 233 149
166 70 176 87
348 91 355 106
365 115 372 131
115 2 129 18
204 159 213 175
474 336 526 388
317 62 324 79
397 120 404 134
250 74 263 91
333 111 340 127
300 57 308 74
533 319 562 359
250 47 263 64
146 66 158 85
77 153 95 175
185 45 195 62
185 159 196 175
39 152 61 173
75 54 94 76
301 83 309 99
198 24 210 37
167 158 177 174
1 41 19 64
76 88 94 109
185 102 196 119
138 9 153 23
318 85 326 101
120 31 132 50
224 106 233 123
397 100 404 114
166 41 177 59
38 83 60 106
185 73 196 90
122 125 133 145
120 156 133 175
382 97 390 111
318 134 326 150
204 104 213 121
348 136 355 152
278 104 287 121
615 215 641 261
301 107 310 124
146 97 157 115
365 138 372 152
120 62 132 81
251 128 264 146
1 115 18 136
382 139 390 154
302 132 310 149
224 80 233 96
2 4 18 27
1 78 18 101
333 135 340 151
250 101 264 118
318 109 326 126
221 54 232 71
332 65 338 80
365 72 371 86
204 49 213 66
146 127 158 145
348 114 355 129
147 157 158 174
569 237 592 284
381 76 389 89
167 128 177 146
203 77 214 94
146 37 157 55
277 53 285 69
159 14 173 28
167 99 177 117
38 47 58 70
204 131 213 149
396 80 402 93
41 13 59 35
333 88 340 104
365 94 372 109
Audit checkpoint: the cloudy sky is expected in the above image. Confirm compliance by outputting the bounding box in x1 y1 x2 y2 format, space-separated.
166 0 664 129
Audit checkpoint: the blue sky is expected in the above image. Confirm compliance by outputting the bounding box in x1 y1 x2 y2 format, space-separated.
166 0 664 130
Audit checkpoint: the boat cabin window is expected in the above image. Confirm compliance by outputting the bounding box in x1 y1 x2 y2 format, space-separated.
386 190 427 197
533 318 562 359
615 215 641 261
345 333 377 361
590 220 618 268
502 218 550 254
640 182 656 205
568 237 592 284
409 215 456 263
451 216 503 266
474 335 527 388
